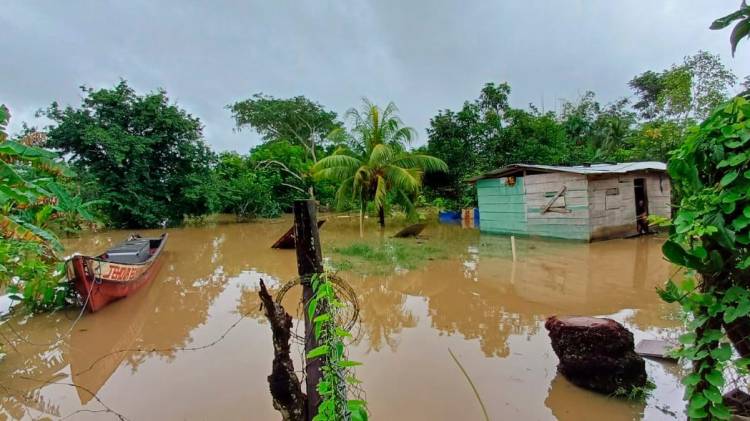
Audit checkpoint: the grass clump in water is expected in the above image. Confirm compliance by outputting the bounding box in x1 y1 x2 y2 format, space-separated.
332 240 443 274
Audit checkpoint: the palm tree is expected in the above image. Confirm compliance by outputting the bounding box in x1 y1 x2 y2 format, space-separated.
313 99 447 236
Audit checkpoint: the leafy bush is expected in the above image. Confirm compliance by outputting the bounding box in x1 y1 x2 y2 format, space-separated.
659 97 750 420
43 81 214 228
1 105 93 312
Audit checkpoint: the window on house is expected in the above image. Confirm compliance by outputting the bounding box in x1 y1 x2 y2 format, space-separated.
605 188 620 210
544 191 566 208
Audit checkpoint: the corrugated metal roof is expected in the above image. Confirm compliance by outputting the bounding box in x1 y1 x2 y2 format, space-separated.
467 161 667 182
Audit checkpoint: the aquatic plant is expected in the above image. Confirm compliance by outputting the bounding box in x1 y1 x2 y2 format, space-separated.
306 272 367 421
658 96 750 419
332 240 442 274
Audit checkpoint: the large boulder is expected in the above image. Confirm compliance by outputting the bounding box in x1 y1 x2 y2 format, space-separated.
545 315 647 395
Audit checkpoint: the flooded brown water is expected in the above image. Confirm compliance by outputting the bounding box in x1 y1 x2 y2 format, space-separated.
0 215 685 420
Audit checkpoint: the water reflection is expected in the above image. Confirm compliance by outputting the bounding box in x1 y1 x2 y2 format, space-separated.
0 217 684 420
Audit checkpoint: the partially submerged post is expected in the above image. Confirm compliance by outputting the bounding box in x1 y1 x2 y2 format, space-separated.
293 200 324 419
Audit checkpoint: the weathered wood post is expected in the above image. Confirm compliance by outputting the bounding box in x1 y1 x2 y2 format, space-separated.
293 200 324 420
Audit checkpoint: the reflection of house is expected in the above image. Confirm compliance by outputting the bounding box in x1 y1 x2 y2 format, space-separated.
468 162 671 241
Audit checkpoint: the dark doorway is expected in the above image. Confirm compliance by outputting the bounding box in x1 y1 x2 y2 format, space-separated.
634 178 649 234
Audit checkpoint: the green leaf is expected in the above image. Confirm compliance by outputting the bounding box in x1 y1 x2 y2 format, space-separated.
729 152 748 166
687 405 708 419
662 240 700 269
690 394 709 410
709 402 732 420
730 20 750 56
705 370 725 388
679 332 697 345
314 313 331 323
710 344 732 362
657 279 681 303
688 316 709 330
703 387 723 404
306 345 329 359
339 360 363 367
711 7 750 30
720 170 739 186
308 297 318 320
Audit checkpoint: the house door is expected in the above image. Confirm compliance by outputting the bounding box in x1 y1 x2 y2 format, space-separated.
634 178 649 234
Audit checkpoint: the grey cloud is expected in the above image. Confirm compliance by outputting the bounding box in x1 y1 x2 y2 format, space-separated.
1 1 748 152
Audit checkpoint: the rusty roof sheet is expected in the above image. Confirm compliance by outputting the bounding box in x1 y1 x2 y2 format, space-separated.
467 161 667 182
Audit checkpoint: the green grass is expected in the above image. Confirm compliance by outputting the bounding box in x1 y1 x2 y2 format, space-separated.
331 240 444 274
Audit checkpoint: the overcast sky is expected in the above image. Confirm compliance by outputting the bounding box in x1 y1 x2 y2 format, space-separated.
2 1 748 152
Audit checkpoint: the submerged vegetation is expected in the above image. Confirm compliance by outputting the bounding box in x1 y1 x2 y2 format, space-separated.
332 240 444 274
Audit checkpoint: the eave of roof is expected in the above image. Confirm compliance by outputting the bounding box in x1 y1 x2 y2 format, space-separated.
466 162 667 183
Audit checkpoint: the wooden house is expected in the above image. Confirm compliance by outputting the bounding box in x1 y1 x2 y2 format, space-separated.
467 162 670 241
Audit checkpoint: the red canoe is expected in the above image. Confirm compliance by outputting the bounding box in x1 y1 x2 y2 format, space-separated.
68 233 168 312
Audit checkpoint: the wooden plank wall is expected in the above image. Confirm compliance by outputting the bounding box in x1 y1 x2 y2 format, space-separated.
476 177 527 235
524 173 590 240
645 173 671 219
588 175 637 240
588 172 671 241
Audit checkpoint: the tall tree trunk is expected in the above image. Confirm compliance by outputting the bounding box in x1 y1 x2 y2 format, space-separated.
378 206 385 228
359 200 365 239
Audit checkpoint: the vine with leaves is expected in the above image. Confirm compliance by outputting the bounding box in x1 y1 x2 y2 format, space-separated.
659 96 750 419
306 272 367 421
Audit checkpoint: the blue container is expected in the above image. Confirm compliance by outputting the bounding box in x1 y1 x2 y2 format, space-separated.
438 210 461 223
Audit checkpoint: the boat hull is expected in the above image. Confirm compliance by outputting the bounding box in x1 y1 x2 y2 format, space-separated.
69 234 167 312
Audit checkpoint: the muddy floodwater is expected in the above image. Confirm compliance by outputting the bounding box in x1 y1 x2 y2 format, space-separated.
0 215 685 420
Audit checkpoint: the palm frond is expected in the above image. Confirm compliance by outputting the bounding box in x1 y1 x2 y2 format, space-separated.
368 144 395 167
373 175 387 209
383 165 421 193
392 154 448 172
312 153 362 174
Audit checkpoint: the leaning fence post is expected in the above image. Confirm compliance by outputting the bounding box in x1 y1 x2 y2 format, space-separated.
293 200 324 420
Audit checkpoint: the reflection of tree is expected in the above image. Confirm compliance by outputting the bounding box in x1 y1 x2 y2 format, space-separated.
355 276 417 352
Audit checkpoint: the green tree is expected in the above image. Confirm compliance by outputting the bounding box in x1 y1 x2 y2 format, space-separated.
313 99 447 234
629 51 736 123
43 81 214 228
228 94 342 163
210 152 281 219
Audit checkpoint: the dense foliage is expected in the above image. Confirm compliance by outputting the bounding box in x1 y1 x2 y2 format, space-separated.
44 81 214 228
659 96 750 420
313 100 447 232
0 105 97 312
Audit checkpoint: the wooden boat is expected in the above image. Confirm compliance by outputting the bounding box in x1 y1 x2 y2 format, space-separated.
68 233 168 312
271 219 326 249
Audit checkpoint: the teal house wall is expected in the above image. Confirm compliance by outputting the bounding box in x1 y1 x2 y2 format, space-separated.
476 177 527 235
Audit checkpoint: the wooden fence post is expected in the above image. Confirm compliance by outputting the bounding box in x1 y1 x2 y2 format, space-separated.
293 200 324 420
